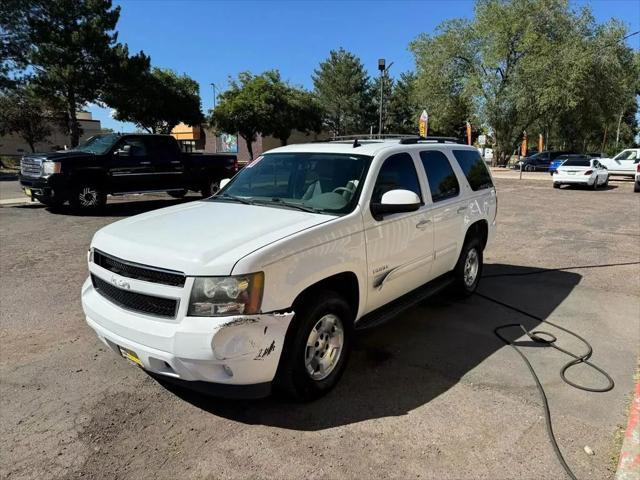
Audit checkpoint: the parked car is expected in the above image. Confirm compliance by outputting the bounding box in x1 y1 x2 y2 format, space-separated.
517 151 573 171
553 157 609 189
598 148 640 177
548 154 591 175
635 162 640 192
19 133 238 211
81 136 497 400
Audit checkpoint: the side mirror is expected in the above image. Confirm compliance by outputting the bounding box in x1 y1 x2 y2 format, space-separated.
114 145 131 156
219 178 231 189
371 189 421 219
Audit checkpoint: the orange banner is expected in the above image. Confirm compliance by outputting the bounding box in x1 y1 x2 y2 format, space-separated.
521 131 527 157
466 121 472 145
538 133 544 153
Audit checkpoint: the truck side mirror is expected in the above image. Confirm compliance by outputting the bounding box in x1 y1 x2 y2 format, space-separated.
371 189 421 219
219 178 231 189
115 145 131 156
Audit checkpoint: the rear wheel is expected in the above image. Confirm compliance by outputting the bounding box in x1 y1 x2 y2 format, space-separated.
553 182 560 189
453 237 483 296
592 178 598 190
201 178 220 198
69 184 106 212
634 182 640 193
276 291 352 401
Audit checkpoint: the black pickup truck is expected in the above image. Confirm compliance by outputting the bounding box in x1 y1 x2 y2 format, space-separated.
19 133 238 211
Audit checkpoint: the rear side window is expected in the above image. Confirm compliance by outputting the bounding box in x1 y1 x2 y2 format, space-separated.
372 153 422 203
452 149 493 191
419 151 460 202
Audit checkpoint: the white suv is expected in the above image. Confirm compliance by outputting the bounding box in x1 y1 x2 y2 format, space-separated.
81 137 497 400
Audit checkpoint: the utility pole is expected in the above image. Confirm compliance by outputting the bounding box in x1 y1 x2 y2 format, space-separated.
377 59 393 137
211 83 217 110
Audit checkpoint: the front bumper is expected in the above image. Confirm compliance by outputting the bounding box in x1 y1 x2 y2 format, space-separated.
19 175 67 202
81 277 294 397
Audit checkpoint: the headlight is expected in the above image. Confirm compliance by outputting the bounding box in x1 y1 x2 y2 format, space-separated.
188 272 264 317
42 161 61 175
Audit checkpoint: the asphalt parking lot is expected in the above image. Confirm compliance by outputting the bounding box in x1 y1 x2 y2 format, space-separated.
1 176 638 480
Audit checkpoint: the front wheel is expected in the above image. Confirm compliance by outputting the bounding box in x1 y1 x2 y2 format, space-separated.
69 184 106 212
275 291 352 401
453 237 483 296
201 179 220 198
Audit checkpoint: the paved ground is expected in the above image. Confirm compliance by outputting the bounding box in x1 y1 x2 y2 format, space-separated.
0 177 638 480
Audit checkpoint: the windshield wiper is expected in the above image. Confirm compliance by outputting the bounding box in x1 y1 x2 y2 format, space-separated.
256 198 323 214
213 193 255 205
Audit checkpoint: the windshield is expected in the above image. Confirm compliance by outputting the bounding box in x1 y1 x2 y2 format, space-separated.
562 159 591 167
73 134 120 155
214 152 372 214
613 150 638 161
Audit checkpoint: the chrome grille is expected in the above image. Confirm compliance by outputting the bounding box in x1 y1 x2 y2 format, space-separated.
20 157 43 177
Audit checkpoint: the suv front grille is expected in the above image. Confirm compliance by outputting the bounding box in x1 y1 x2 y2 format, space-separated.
91 274 179 318
20 157 43 177
93 249 185 287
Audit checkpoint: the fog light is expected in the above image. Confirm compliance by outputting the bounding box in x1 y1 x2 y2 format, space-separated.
223 364 233 377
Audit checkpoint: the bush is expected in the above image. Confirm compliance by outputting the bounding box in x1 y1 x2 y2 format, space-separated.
0 156 21 169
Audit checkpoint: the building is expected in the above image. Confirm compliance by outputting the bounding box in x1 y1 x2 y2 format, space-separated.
170 123 325 164
0 112 102 158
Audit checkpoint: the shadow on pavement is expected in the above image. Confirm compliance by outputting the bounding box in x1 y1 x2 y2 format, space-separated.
45 196 200 217
156 263 581 431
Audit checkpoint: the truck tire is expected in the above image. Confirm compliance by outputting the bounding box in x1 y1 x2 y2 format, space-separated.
453 236 483 296
69 184 106 213
276 291 352 401
167 189 188 199
201 179 220 198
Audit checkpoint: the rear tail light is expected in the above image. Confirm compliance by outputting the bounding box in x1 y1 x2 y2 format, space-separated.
584 170 593 175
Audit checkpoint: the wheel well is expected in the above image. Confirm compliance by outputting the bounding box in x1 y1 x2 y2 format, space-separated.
465 220 488 250
292 272 359 321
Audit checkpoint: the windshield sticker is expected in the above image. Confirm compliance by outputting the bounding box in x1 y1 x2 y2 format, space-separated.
246 156 264 168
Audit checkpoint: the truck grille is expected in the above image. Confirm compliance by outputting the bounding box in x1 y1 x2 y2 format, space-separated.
91 274 179 318
20 157 43 177
93 249 185 287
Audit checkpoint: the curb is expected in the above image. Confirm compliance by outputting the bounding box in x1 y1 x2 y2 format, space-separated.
0 197 36 207
616 380 640 480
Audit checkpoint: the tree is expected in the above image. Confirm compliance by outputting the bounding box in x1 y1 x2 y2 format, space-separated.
107 67 203 134
410 0 638 164
0 86 52 152
210 72 276 160
386 72 419 134
313 48 375 136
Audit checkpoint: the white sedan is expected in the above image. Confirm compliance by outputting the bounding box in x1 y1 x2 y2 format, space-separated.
553 158 609 189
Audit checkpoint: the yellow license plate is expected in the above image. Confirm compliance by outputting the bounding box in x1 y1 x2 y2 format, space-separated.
119 346 143 367
24 187 32 197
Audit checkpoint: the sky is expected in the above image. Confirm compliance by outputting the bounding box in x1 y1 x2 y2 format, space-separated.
91 0 640 132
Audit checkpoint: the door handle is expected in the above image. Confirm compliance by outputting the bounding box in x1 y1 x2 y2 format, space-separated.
416 219 431 229
457 206 467 214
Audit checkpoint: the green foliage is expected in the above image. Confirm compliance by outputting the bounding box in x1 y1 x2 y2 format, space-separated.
313 48 376 136
210 71 321 158
386 72 420 134
0 86 52 152
107 67 203 134
410 0 639 163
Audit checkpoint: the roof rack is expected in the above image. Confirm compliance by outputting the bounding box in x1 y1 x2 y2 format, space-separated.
329 133 419 141
399 136 463 144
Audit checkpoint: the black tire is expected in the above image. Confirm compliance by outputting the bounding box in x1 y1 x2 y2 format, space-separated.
553 182 560 189
634 182 640 193
167 189 188 199
201 178 220 198
453 236 483 296
69 183 106 212
592 178 598 190
275 291 352 401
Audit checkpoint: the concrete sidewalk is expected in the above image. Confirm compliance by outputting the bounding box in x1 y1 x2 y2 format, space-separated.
616 379 640 480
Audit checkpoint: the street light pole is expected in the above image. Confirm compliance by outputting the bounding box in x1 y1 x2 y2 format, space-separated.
377 59 393 137
211 83 217 110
